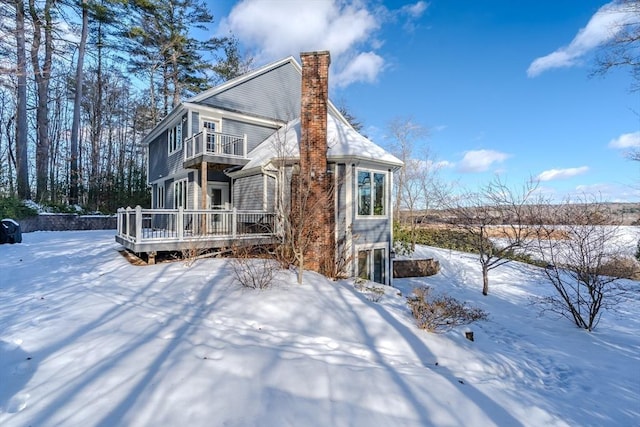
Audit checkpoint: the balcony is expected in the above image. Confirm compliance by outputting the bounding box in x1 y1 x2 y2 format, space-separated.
115 206 277 256
183 129 249 170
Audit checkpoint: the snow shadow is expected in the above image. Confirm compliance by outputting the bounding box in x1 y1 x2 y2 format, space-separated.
0 340 35 415
342 284 525 427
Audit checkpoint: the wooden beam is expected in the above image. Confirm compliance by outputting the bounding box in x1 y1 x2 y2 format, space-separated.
201 161 208 209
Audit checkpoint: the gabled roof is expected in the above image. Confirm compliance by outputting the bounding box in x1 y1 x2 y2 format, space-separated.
142 55 353 146
187 56 299 103
239 114 403 172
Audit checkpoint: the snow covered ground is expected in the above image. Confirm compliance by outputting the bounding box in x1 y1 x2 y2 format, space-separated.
1 230 638 426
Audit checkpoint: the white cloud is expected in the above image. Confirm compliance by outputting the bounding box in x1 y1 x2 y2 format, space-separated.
457 149 510 173
536 166 589 181
218 0 425 87
527 2 636 77
333 51 384 87
401 1 429 19
608 131 640 149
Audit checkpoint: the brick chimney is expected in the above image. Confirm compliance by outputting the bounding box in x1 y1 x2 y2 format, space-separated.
297 50 334 275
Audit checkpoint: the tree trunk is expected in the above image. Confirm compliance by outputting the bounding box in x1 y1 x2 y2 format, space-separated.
482 265 489 296
69 0 88 205
15 0 30 199
29 0 54 202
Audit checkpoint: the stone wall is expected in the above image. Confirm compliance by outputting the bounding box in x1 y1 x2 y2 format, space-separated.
393 259 440 278
17 214 117 232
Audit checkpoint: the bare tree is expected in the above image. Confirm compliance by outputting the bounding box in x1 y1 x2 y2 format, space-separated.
69 0 89 205
395 150 451 254
593 0 640 92
14 0 30 200
449 177 539 296
386 117 428 221
266 124 337 285
29 0 55 202
532 197 637 331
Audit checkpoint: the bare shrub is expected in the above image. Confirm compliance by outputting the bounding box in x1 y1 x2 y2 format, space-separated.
533 198 634 331
407 286 488 333
181 239 210 267
354 278 385 302
231 245 279 290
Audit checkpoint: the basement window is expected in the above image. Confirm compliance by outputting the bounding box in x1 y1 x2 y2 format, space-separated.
358 247 386 284
357 170 386 216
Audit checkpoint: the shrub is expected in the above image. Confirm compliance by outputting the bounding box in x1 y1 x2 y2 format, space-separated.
635 239 640 263
231 246 278 290
354 278 385 302
0 197 38 220
407 286 488 333
393 221 414 256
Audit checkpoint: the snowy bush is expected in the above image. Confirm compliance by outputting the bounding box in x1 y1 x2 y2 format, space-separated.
407 287 488 333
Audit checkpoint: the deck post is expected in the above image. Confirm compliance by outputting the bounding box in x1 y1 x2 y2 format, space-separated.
243 134 247 158
232 207 237 238
124 207 131 239
135 205 142 242
177 207 184 240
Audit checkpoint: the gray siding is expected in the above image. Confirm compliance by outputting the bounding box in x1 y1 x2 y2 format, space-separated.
148 133 169 181
197 62 300 122
148 113 187 182
233 174 264 211
266 175 276 212
222 118 278 152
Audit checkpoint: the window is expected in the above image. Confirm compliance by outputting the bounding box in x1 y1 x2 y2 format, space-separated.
174 179 187 208
168 123 183 154
358 247 386 284
357 170 386 216
202 119 218 152
157 184 165 208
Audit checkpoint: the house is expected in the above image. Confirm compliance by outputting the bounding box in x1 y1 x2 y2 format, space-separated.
116 51 403 285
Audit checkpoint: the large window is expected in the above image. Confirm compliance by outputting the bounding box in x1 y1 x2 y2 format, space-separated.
357 170 386 216
174 179 187 208
168 123 183 154
358 247 386 284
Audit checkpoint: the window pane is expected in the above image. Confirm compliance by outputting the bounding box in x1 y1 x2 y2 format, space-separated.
358 171 371 215
374 173 385 215
373 248 385 284
358 250 370 280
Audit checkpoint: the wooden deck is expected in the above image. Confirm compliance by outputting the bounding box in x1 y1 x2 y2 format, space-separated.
115 206 277 254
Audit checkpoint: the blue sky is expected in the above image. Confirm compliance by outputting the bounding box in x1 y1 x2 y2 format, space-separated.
206 0 640 202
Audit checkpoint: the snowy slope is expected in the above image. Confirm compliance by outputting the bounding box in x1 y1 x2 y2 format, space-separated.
0 231 638 426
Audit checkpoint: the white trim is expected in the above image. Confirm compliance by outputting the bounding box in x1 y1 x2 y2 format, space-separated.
187 56 299 103
173 178 188 209
168 120 183 155
185 102 284 129
355 167 389 219
200 116 222 134
355 242 389 285
157 183 165 208
206 182 230 209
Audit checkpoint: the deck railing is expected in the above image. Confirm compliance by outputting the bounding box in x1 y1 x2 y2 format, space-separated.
184 129 247 161
117 206 276 245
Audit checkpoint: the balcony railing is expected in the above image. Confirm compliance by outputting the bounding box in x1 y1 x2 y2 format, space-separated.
184 129 247 162
116 206 276 248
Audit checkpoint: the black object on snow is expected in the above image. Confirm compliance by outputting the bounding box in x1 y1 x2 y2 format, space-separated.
1 219 22 244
